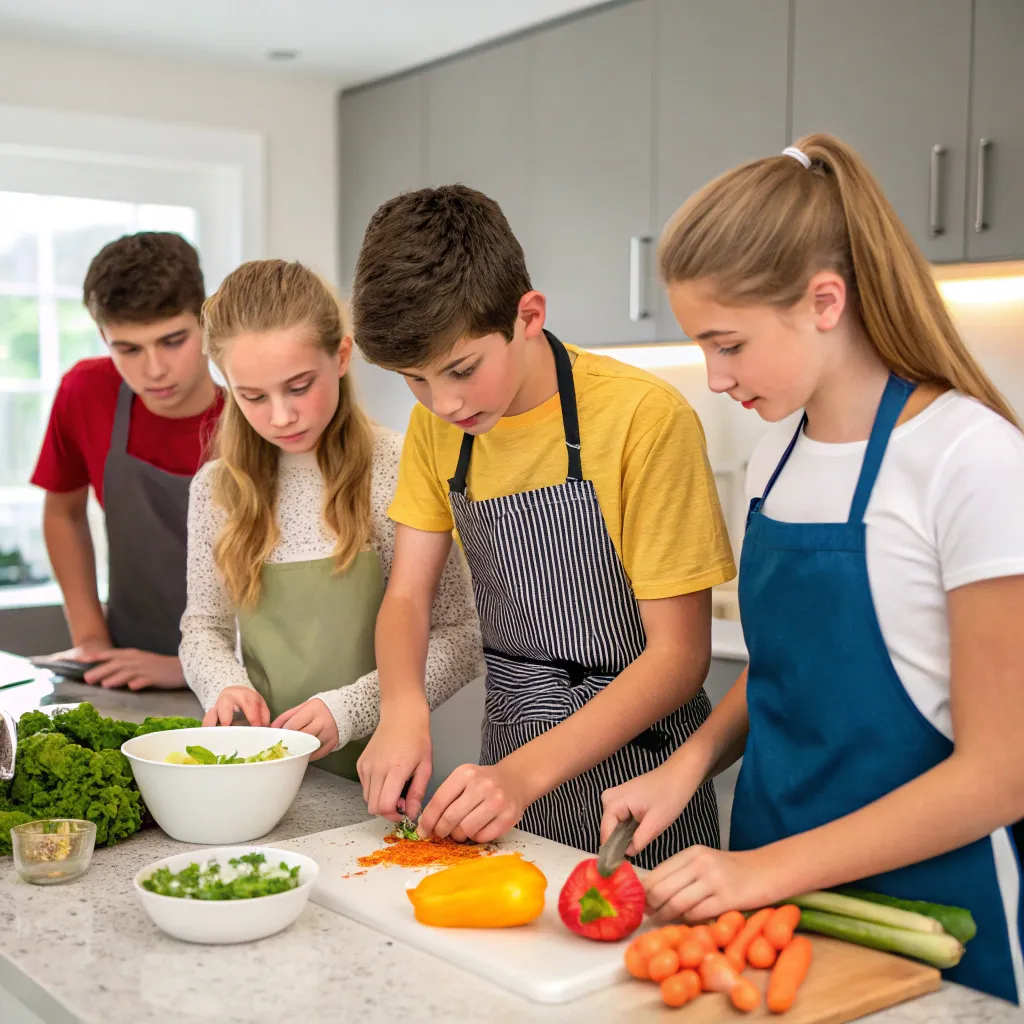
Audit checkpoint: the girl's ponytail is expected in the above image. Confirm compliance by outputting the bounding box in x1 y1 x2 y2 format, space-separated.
658 132 1017 426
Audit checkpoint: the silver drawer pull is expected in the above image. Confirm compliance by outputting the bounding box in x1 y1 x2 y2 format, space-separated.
975 138 992 233
929 144 947 237
629 236 652 322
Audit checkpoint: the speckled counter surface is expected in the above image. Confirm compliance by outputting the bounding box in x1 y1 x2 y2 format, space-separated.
1 677 1020 1023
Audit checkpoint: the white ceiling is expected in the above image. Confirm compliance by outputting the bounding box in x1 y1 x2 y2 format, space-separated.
0 0 608 87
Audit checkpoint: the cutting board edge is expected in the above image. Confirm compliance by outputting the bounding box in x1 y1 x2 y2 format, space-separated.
307 885 624 1005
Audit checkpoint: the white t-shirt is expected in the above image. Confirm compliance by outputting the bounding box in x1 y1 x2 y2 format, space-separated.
745 390 1024 740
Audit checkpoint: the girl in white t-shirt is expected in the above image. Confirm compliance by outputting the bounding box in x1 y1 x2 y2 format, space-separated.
601 133 1024 1003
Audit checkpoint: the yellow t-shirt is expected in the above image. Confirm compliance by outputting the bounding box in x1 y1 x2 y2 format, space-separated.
388 345 737 600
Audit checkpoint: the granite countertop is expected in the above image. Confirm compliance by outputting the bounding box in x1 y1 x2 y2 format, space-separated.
0 673 1018 1023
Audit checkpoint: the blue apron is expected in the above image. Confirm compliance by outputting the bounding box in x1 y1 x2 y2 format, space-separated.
731 374 1024 1004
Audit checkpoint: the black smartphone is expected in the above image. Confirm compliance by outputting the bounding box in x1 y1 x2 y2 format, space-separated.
29 657 101 682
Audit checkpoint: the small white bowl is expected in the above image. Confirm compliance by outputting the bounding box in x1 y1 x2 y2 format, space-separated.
121 727 321 844
134 845 319 944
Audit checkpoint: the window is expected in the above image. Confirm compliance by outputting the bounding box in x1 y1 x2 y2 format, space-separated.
0 193 199 590
0 103 264 604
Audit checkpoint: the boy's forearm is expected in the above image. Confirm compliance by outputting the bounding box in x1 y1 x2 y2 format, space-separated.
43 503 109 646
375 591 431 717
503 640 710 803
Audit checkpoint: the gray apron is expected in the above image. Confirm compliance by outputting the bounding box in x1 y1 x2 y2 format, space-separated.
447 331 719 869
102 382 195 656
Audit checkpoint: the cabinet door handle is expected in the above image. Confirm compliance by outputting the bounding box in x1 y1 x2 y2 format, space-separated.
929 144 947 237
629 236 652 322
975 138 992 233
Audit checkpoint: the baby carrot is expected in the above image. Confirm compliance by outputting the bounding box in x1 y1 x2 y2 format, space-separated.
700 952 762 1013
764 905 802 950
660 969 701 1008
648 947 682 983
725 907 775 971
767 935 814 1013
747 935 778 969
711 910 746 947
690 924 717 952
679 937 708 969
660 924 688 947
635 931 668 960
624 940 650 979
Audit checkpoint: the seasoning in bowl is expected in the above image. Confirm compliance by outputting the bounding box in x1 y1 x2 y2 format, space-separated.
11 819 97 884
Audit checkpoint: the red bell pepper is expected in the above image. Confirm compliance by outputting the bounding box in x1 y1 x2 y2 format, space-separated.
558 857 645 941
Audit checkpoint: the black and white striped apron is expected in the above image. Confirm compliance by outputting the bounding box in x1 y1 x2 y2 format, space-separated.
447 330 719 869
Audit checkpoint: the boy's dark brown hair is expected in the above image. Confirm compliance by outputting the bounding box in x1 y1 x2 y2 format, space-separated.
351 184 532 369
83 231 205 326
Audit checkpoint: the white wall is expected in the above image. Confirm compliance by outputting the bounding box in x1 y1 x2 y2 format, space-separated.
0 33 340 282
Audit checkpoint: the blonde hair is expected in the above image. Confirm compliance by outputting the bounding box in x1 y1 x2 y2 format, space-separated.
658 132 1018 426
201 260 375 608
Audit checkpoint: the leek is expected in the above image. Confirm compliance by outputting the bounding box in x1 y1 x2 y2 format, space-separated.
798 909 964 969
790 890 944 934
835 887 977 945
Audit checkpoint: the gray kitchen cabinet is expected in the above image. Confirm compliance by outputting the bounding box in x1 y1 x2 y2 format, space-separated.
425 37 535 260
792 0 973 264
967 0 1024 262
339 73 425 290
531 0 657 346
653 0 790 340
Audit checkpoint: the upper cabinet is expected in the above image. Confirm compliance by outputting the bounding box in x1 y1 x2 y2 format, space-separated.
340 0 1024 347
792 0 973 265
653 0 790 340
339 74 426 290
425 37 535 256
530 1 657 346
966 0 1024 261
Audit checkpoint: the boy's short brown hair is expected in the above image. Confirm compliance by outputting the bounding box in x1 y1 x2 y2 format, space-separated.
83 232 205 326
351 184 532 369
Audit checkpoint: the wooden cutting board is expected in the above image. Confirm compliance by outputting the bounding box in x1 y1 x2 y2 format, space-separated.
278 819 941 1014
654 936 941 1022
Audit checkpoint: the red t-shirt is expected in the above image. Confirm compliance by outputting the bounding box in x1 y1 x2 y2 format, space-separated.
31 357 224 507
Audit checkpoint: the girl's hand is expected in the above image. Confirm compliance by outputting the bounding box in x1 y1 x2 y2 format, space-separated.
202 686 271 728
418 762 527 844
644 845 780 924
600 761 701 856
273 698 339 761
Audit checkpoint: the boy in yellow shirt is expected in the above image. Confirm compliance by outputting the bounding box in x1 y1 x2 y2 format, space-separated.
351 184 736 867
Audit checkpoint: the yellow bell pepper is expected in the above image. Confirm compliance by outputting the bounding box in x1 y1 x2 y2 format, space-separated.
407 853 547 928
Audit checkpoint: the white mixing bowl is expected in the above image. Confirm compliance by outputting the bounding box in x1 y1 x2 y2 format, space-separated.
121 726 321 844
134 845 319 944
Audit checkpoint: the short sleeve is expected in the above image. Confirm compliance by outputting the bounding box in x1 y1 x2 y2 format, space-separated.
30 372 90 493
621 394 737 599
931 418 1024 592
387 404 455 533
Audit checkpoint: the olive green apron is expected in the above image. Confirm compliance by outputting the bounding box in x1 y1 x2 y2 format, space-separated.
235 551 384 779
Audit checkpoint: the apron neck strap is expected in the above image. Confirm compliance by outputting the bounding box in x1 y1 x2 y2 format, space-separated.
758 373 914 524
111 381 134 454
448 329 582 495
846 373 913 524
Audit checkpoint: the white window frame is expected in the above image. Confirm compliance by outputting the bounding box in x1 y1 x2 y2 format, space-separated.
0 105 265 610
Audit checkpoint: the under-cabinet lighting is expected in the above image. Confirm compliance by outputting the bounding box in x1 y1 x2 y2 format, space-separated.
937 276 1024 306
592 343 707 370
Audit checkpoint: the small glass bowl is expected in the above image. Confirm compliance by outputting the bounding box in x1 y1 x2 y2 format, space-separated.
11 819 97 885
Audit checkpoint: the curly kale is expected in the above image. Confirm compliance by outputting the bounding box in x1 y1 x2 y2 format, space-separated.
8 732 143 848
1 703 200 856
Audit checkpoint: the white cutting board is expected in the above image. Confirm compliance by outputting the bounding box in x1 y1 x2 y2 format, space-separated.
277 817 651 1004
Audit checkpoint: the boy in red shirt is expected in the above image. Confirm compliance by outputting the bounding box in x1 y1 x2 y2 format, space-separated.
31 232 223 689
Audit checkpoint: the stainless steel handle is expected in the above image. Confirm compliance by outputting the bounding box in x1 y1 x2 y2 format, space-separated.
629 236 652 322
975 138 992 233
929 144 946 237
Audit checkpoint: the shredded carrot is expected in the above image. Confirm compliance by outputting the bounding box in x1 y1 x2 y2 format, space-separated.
356 833 493 869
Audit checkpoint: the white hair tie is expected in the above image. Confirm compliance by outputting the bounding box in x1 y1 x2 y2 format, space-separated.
782 146 812 169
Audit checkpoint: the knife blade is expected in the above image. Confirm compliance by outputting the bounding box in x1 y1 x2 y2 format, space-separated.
597 815 639 877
